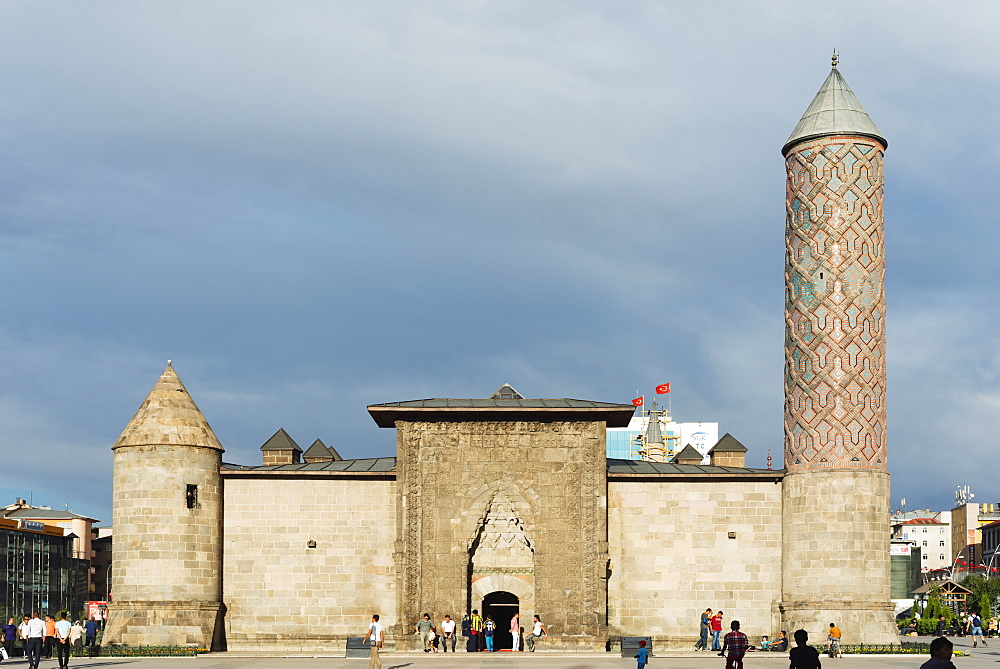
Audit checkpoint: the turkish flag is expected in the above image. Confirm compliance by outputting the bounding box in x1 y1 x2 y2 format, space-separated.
655 383 671 394
632 396 644 406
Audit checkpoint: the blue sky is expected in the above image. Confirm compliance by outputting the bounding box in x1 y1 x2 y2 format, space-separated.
2 2 998 524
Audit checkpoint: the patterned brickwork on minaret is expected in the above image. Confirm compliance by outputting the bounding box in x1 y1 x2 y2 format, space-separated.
783 62 887 472
784 136 886 470
779 58 897 646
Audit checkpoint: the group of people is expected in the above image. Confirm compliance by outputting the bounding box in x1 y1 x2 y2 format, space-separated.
410 610 545 653
0 614 101 667
694 609 792 654
933 612 990 647
362 610 548 668
0 611 99 668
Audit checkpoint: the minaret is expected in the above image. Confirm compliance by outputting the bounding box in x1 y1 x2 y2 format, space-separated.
780 55 897 643
103 363 225 649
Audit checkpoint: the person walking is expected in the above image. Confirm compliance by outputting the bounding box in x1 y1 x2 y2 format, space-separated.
83 619 98 647
695 608 712 650
789 629 821 669
54 613 71 669
42 615 55 660
484 616 495 652
416 613 432 652
719 620 748 669
362 614 383 669
68 621 83 648
440 614 456 653
22 613 45 669
526 615 547 652
510 612 521 652
827 623 841 658
710 610 724 651
634 639 650 669
2 618 17 662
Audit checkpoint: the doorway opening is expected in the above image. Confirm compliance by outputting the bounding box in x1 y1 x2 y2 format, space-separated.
482 591 519 650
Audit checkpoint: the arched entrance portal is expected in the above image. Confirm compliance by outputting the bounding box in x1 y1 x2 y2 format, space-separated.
482 591 518 650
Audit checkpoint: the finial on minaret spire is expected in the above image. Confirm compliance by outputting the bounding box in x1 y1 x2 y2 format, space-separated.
832 49 838 69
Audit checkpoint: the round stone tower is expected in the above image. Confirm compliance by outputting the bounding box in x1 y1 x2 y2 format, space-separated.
780 56 897 643
103 362 225 649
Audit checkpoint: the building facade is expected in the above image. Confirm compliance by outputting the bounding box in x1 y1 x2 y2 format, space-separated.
105 61 899 651
0 517 90 622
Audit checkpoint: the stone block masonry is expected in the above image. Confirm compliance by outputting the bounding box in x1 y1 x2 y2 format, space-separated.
221 476 396 651
608 479 783 648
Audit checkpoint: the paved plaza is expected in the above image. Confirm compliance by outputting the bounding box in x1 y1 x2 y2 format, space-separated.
0 637 995 669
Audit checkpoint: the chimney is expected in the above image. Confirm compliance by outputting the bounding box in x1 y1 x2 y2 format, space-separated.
708 433 748 468
259 428 303 466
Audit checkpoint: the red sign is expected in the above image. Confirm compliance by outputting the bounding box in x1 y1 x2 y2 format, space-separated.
86 601 109 621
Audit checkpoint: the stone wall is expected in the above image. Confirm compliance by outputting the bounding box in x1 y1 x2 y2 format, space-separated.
221 476 396 651
394 420 608 650
608 478 783 648
780 469 897 644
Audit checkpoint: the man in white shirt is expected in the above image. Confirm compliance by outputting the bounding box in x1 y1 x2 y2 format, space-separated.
54 612 72 668
362 614 383 669
22 612 45 669
440 614 456 653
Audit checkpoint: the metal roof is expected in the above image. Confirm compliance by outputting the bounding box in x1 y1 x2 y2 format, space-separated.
708 433 747 453
607 458 784 479
671 444 704 463
259 428 302 452
222 457 783 479
368 398 636 428
783 65 886 155
4 508 100 522
222 457 397 475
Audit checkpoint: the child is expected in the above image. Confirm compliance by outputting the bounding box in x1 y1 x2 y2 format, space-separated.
634 639 649 669
484 616 495 652
789 629 821 669
920 637 956 669
760 635 770 651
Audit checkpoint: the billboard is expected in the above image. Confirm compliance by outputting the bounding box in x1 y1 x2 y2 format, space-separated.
679 422 719 464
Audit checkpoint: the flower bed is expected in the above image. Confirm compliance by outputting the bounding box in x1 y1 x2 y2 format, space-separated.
813 642 929 655
70 645 205 657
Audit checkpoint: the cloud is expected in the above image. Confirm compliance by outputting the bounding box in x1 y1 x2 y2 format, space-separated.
0 2 998 522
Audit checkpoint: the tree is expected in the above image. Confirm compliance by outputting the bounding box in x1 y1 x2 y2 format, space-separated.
962 575 1000 615
918 585 956 635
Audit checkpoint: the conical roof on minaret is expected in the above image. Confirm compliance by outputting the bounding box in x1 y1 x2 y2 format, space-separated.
113 362 223 451
783 56 886 156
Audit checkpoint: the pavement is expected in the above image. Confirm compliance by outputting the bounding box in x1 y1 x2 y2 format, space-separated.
0 636 995 668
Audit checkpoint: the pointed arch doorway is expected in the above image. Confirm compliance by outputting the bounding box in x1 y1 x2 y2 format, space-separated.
482 591 518 650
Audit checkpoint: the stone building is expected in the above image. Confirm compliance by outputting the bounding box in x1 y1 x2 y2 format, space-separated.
104 59 899 651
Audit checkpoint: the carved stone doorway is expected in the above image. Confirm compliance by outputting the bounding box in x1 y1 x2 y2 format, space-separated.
482 591 518 650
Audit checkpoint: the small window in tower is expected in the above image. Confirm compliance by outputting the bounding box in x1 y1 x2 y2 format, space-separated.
819 272 824 279
186 484 198 509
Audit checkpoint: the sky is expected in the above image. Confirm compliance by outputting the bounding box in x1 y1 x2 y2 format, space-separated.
1 1 999 524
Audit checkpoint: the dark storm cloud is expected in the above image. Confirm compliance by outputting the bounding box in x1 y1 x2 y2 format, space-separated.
1 1 998 521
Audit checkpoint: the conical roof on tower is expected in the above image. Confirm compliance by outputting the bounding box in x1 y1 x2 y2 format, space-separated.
113 362 224 451
783 56 886 155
